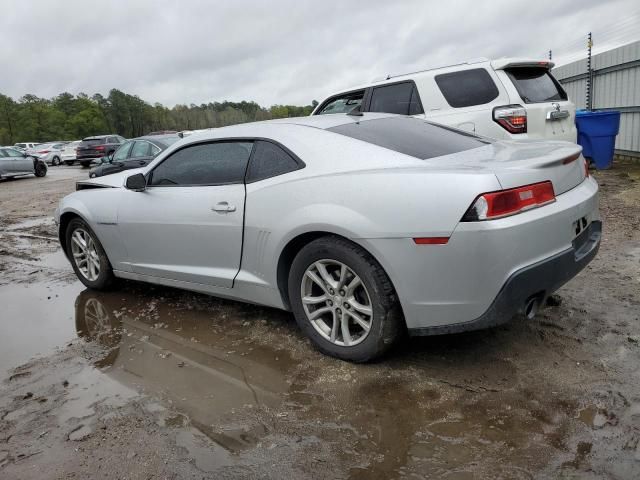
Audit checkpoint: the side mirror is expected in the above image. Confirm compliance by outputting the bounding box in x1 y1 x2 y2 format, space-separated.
125 173 146 191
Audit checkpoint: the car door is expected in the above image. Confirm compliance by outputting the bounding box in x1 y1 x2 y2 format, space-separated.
0 149 12 174
125 140 156 169
5 148 32 173
364 81 424 117
117 140 253 288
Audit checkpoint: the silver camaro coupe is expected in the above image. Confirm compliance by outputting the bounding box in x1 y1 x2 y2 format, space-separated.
55 113 600 361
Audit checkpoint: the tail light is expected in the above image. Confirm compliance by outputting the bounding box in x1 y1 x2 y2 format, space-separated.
95 145 105 151
37 150 50 154
462 181 555 221
493 105 527 134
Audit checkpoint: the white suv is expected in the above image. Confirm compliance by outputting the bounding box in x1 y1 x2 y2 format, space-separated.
312 58 576 142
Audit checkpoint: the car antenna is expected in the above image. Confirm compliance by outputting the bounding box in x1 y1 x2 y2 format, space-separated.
347 106 363 116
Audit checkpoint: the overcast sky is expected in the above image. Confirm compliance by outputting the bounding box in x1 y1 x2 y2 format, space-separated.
1 0 639 107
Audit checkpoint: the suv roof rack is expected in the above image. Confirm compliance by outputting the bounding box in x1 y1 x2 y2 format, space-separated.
372 57 489 82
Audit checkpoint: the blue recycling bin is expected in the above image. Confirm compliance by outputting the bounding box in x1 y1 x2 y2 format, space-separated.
575 110 620 169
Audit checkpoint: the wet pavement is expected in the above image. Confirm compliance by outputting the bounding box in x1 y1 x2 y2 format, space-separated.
1 164 640 479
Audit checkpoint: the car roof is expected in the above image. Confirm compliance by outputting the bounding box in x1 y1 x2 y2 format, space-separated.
133 134 181 147
82 135 112 140
318 56 552 100
185 112 417 139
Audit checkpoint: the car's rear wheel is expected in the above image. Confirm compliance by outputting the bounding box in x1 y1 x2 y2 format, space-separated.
52 156 61 166
66 218 114 290
288 236 403 362
64 160 75 166
80 161 91 168
34 162 47 177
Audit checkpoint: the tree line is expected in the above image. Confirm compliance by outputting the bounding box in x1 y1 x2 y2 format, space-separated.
0 89 319 144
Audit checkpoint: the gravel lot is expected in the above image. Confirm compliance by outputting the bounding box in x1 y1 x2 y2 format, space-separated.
0 163 639 479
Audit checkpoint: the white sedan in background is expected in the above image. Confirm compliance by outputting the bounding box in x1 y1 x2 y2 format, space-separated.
55 113 600 361
61 140 81 165
28 142 66 166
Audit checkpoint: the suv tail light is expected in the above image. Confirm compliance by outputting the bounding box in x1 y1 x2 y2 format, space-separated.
95 145 105 151
493 105 527 134
462 181 555 221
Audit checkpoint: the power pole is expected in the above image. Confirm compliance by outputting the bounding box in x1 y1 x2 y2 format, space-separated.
586 32 593 111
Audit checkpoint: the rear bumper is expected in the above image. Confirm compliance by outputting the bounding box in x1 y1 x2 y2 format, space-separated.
361 176 600 332
409 220 601 335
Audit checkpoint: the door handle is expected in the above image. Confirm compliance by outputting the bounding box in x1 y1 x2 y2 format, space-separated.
211 202 236 213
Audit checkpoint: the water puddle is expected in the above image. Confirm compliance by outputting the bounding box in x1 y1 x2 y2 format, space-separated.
0 281 84 376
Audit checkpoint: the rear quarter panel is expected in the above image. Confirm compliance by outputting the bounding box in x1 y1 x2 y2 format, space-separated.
241 166 501 292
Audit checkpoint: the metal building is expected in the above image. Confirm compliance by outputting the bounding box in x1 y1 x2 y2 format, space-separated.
553 40 640 157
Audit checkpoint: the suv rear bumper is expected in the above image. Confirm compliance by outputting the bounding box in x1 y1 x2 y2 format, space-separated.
409 220 601 336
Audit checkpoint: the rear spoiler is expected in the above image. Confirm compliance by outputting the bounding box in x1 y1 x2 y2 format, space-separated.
491 59 555 70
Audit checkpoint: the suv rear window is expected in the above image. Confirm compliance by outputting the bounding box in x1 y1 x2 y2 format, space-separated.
317 91 365 115
506 67 567 103
435 68 499 108
369 82 424 115
81 138 105 145
328 116 489 159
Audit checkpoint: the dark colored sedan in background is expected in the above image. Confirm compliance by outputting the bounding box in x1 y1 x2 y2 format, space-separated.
77 135 126 168
89 134 180 178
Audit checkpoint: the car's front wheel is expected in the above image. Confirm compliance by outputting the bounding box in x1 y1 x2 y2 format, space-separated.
34 162 47 177
52 156 61 166
288 236 403 362
66 218 114 290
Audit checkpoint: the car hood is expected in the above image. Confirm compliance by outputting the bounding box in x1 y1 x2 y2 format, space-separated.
76 167 144 189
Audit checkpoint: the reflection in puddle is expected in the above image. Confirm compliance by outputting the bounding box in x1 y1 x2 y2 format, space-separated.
74 287 295 459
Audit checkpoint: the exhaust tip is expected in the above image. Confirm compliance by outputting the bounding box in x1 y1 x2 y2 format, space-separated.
524 297 540 320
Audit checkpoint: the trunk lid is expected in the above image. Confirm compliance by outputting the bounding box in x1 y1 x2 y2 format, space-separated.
423 140 586 196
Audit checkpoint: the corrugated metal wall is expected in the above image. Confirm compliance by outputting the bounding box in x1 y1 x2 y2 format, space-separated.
553 40 640 155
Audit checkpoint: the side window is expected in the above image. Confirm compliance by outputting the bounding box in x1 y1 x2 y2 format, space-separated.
108 136 119 144
150 144 162 156
112 141 133 161
0 150 7 158
246 141 300 183
150 141 253 187
435 68 499 108
5 149 23 157
369 82 423 115
130 141 152 158
117 136 126 143
317 90 365 115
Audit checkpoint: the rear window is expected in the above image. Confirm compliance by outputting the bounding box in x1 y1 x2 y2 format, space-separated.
435 68 499 108
328 116 489 160
317 91 365 115
506 67 567 103
81 138 105 146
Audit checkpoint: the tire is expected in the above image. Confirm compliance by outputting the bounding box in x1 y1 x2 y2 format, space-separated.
65 161 75 166
80 161 91 168
34 162 47 177
288 236 403 362
52 156 61 166
66 218 115 290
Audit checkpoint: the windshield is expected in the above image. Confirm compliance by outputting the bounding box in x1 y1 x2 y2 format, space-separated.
327 116 489 159
506 67 568 103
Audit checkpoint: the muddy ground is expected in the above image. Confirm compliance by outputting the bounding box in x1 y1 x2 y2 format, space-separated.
0 163 639 479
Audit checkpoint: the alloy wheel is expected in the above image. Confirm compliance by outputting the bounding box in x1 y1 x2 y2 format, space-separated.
300 259 373 347
70 228 101 281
